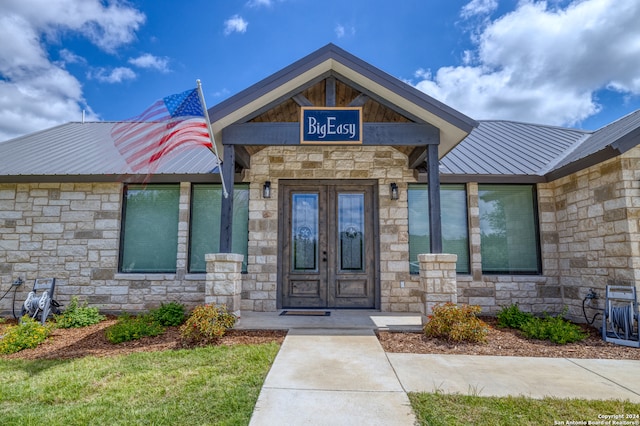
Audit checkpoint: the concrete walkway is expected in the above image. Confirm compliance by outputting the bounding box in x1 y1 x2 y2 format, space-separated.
243 311 640 425
249 329 417 426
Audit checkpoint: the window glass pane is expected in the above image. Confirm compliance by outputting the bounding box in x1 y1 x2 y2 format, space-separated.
291 193 319 271
408 184 469 274
189 184 249 273
120 184 179 273
338 193 364 271
478 185 540 274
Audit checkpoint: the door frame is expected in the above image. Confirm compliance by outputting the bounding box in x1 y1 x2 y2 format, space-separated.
277 179 380 309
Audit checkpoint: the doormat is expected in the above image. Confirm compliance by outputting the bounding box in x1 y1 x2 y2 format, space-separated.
279 310 331 316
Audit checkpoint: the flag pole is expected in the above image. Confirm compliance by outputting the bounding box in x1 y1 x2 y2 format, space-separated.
196 79 228 198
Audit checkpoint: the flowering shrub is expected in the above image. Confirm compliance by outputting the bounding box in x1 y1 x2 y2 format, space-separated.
0 317 52 354
423 302 489 344
179 305 236 346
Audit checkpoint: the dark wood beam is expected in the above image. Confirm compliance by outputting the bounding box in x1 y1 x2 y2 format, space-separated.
326 76 336 107
427 144 442 253
222 122 440 146
408 146 427 169
219 144 235 253
292 94 314 107
348 93 369 107
234 145 251 169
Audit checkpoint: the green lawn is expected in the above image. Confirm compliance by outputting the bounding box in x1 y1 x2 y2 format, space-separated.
0 343 280 426
409 392 640 426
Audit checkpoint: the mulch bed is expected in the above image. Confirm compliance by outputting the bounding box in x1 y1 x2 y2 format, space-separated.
377 317 640 360
2 316 639 361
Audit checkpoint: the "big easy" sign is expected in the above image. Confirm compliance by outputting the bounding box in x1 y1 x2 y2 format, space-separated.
300 107 363 144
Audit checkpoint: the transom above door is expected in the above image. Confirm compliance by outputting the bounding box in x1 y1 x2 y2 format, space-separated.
279 180 379 309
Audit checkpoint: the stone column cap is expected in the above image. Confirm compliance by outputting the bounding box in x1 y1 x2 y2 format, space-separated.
204 253 245 262
417 253 458 262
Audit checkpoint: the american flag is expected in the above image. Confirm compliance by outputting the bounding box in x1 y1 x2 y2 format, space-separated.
112 88 215 173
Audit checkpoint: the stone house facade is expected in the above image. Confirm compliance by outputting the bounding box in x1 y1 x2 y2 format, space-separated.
1 44 639 324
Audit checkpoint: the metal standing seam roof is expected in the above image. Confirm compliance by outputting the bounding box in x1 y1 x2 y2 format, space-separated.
440 120 590 177
0 122 218 178
546 109 640 173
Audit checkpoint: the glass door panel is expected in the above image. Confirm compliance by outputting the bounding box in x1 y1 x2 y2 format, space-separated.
291 193 319 271
338 193 364 271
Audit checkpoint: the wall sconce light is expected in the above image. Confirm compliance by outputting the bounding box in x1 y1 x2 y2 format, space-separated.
390 182 399 200
263 181 271 198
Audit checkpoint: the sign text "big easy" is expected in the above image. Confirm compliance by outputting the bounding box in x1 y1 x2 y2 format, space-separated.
300 107 362 144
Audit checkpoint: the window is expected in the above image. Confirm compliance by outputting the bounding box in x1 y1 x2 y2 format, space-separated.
189 184 249 273
120 184 180 273
478 184 540 274
408 184 470 274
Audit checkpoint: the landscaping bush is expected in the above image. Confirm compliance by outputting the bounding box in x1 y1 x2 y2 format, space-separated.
423 302 488 344
55 296 106 328
149 301 186 326
497 304 587 344
105 314 165 344
180 304 236 346
496 303 534 329
0 317 52 354
520 312 587 344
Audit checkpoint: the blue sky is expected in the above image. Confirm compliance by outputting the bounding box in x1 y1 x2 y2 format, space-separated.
1 0 640 141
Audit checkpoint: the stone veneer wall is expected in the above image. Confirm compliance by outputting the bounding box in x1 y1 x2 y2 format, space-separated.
242 145 421 312
544 147 640 322
0 182 206 314
2 146 638 319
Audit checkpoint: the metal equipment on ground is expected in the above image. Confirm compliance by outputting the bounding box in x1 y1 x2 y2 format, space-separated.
602 285 640 348
21 278 60 325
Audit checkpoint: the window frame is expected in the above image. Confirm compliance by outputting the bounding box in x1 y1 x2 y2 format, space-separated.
408 183 471 275
478 184 542 275
118 183 180 274
187 183 250 274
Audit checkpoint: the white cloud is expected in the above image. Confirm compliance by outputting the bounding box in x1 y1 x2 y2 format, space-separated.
224 15 248 35
247 0 273 7
128 54 170 73
0 0 145 141
58 49 87 66
335 24 355 39
88 67 136 83
414 0 640 126
461 0 498 18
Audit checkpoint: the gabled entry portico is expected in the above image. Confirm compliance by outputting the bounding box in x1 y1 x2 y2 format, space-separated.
207 44 477 312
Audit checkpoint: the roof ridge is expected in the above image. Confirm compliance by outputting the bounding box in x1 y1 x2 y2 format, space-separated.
537 132 593 175
0 121 73 145
478 119 592 134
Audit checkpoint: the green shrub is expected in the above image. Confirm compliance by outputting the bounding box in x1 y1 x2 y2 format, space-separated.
149 302 186 326
423 302 489 344
55 296 106 328
0 317 52 354
496 304 534 329
520 313 587 344
105 314 165 344
180 304 236 346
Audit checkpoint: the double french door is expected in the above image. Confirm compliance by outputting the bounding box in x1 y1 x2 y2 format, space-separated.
279 180 378 309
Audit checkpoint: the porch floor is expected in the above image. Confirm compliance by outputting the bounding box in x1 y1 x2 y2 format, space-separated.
234 310 424 332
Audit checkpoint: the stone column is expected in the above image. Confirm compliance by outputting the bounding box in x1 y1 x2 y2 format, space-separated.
205 253 244 318
419 253 458 319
